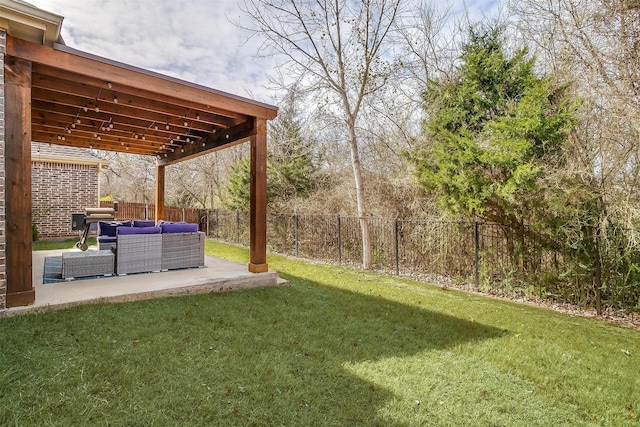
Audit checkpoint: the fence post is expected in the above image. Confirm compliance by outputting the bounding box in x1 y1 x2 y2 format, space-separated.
475 221 480 288
213 209 218 239
206 209 210 237
394 218 400 275
337 214 342 265
236 211 241 244
144 204 148 220
294 214 299 257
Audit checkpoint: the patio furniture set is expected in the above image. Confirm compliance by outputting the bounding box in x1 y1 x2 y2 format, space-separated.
61 220 205 280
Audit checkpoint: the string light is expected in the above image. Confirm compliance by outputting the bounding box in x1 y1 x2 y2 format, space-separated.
83 104 88 112
196 113 200 120
107 81 112 88
113 95 118 103
166 123 170 130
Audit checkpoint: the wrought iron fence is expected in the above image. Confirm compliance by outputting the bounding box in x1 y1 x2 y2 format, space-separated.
101 203 640 312
201 209 640 313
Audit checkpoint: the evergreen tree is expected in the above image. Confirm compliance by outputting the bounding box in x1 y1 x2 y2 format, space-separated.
224 88 320 211
407 25 577 226
224 158 253 211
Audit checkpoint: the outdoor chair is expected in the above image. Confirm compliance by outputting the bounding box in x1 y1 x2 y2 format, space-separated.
159 222 205 270
115 226 162 274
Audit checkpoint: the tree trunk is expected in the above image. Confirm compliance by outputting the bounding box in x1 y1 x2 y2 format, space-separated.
347 119 371 269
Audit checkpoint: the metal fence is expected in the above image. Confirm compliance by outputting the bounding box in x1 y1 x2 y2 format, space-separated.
201 209 640 312
99 202 639 312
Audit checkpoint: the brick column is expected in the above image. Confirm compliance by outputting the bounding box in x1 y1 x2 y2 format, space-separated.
0 30 6 310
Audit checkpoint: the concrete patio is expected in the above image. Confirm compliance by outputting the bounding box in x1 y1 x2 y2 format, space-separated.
1 249 286 317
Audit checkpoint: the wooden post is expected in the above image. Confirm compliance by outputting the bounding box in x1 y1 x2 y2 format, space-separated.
5 56 34 307
248 118 268 273
155 162 165 221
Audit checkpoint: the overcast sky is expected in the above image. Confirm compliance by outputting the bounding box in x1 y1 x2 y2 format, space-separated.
26 0 500 105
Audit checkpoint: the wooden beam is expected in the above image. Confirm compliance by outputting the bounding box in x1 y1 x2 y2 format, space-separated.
158 119 256 166
248 118 268 273
33 64 247 126
30 84 237 130
5 56 34 307
8 36 278 120
155 163 166 221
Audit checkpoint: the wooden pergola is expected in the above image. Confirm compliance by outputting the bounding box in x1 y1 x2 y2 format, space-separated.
4 36 277 307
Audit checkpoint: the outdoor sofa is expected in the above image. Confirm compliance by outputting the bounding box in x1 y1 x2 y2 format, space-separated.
97 220 205 275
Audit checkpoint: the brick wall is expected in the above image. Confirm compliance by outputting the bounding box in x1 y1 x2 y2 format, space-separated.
0 30 6 310
32 161 99 238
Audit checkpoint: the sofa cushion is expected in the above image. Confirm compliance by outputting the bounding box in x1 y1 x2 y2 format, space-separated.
97 235 117 243
133 220 156 228
117 226 161 235
98 220 131 236
160 222 198 233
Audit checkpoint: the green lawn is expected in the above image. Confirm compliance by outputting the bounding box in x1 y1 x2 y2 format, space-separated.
1 240 639 425
32 236 97 251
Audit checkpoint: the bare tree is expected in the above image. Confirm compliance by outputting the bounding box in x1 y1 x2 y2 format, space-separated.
241 0 405 268
511 0 640 228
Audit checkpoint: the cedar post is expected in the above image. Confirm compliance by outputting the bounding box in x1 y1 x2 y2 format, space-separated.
5 56 34 307
155 162 165 221
248 118 268 273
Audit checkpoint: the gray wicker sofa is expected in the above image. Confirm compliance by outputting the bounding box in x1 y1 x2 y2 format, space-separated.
113 222 204 275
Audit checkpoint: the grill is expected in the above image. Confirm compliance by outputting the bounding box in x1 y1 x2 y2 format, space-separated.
71 204 118 251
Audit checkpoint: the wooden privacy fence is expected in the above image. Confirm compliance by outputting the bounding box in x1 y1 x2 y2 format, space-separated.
99 201 200 224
